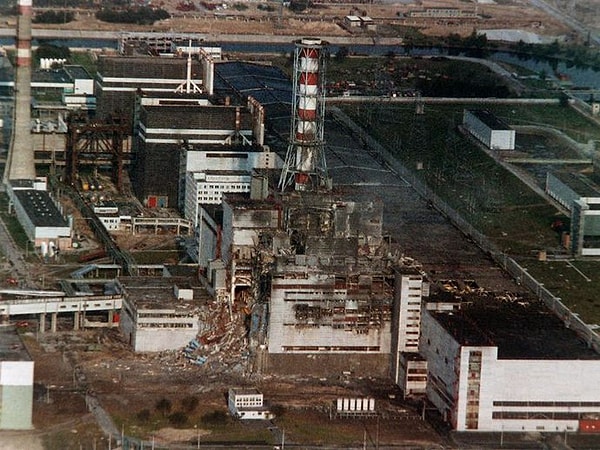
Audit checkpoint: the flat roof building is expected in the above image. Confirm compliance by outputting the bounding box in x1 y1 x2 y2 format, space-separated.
7 178 72 250
463 109 516 150
546 171 600 256
421 296 600 432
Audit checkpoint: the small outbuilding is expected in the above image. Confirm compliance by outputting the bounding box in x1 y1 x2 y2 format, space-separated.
463 109 515 150
228 387 273 420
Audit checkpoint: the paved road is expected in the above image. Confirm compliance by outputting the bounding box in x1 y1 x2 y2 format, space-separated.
528 0 600 47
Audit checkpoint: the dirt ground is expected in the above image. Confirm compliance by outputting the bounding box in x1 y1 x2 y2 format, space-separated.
18 328 444 448
3 0 571 40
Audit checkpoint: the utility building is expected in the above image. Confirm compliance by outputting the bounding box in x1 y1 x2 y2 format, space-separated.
420 296 600 432
545 171 600 256
133 94 266 209
119 277 212 352
6 178 72 250
0 325 34 430
463 109 515 150
95 53 213 122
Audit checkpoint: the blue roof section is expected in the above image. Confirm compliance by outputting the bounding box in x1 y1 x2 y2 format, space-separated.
215 61 292 137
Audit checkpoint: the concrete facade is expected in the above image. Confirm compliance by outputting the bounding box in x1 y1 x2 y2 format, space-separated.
463 109 515 150
119 278 208 352
545 172 600 256
0 326 33 430
268 260 393 354
420 303 600 432
228 387 271 420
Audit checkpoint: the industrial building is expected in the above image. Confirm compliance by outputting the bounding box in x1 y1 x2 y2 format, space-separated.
94 52 213 122
228 387 272 420
0 325 34 430
463 109 516 150
420 295 600 432
6 178 72 250
118 276 212 352
545 171 600 256
133 92 270 209
390 269 429 397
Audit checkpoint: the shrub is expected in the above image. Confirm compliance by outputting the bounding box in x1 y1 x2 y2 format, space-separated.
181 395 199 413
201 410 228 425
155 398 172 417
136 408 151 423
168 410 188 427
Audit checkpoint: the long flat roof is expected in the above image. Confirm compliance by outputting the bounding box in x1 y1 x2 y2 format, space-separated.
550 171 600 198
467 109 512 131
15 190 69 228
432 297 600 359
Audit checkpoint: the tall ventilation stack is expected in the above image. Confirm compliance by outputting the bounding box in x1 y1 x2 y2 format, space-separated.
279 38 329 192
4 0 36 183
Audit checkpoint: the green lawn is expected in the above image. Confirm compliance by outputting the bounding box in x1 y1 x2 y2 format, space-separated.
343 100 600 325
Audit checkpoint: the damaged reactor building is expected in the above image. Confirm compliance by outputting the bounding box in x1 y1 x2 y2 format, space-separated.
192 38 423 376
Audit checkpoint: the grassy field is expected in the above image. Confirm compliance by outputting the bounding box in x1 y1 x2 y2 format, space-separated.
343 100 600 324
344 102 579 254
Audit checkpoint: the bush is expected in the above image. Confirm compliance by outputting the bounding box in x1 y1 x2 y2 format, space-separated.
96 7 170 25
155 398 172 417
180 395 199 413
201 410 229 425
270 404 285 418
35 43 71 61
33 10 75 24
136 408 151 423
168 410 188 427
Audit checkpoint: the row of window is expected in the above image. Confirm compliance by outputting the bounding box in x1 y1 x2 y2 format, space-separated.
138 323 193 328
492 411 600 420
494 401 600 407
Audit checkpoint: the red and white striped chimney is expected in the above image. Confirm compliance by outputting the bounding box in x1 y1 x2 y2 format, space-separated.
279 38 329 192
16 0 32 68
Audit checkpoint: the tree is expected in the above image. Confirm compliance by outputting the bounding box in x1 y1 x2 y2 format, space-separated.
155 398 172 417
35 43 71 60
181 395 199 413
136 408 151 423
33 10 74 24
168 411 188 427
335 46 349 62
201 410 229 424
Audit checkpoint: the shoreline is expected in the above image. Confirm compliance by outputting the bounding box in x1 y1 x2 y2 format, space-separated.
0 28 404 47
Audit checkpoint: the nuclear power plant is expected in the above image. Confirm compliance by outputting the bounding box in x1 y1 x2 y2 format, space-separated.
0 8 599 439
4 0 35 183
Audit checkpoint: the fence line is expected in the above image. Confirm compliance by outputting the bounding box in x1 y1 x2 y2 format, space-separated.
331 107 600 354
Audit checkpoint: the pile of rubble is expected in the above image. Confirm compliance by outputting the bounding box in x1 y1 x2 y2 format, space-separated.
182 300 249 371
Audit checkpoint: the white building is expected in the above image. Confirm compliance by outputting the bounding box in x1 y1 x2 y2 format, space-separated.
228 387 272 420
391 269 428 396
182 144 279 226
463 109 516 150
545 171 600 256
119 278 209 352
7 178 72 251
420 298 600 432
268 260 393 354
0 325 34 429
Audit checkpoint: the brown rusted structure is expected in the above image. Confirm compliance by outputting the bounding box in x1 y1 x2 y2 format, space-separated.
65 114 130 192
